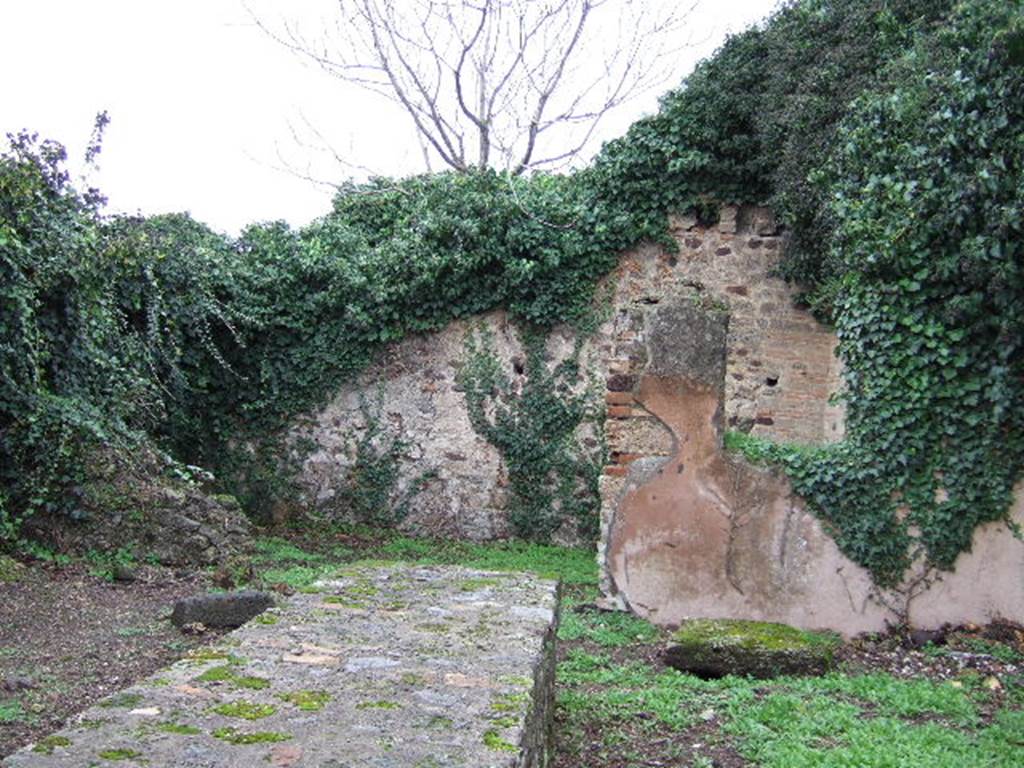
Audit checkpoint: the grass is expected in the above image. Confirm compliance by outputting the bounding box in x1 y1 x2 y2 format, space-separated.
231 527 1024 767
0 699 26 724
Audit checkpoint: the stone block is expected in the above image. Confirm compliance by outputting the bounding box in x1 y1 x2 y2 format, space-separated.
170 591 275 629
664 619 841 679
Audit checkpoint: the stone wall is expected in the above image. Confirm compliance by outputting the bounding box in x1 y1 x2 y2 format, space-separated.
598 289 1024 635
290 204 1023 634
291 206 843 542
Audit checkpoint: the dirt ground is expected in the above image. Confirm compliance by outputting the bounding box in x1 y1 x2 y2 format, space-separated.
0 562 222 758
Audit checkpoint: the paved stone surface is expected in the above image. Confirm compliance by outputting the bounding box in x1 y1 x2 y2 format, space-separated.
2 565 560 768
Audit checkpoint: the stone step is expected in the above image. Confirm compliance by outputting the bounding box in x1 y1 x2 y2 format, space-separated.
3 565 560 768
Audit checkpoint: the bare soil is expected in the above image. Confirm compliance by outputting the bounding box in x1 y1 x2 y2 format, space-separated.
0 561 223 758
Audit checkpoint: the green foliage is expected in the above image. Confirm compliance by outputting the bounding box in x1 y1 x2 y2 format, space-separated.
334 391 408 527
0 699 26 723
85 547 135 581
459 324 605 541
2 0 1020 594
0 129 150 538
714 1 1024 587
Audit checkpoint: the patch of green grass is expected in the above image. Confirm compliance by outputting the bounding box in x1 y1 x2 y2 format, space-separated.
258 564 334 590
787 673 978 724
363 537 598 586
253 537 330 565
31 735 71 754
277 690 331 711
210 701 276 720
194 665 270 690
725 692 1021 768
558 608 660 647
97 748 142 761
211 727 291 745
253 613 279 625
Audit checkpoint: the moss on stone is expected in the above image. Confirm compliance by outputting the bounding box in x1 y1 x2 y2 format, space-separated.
322 596 366 609
32 735 71 754
254 613 279 625
195 665 270 690
277 690 331 711
194 665 235 683
98 748 142 760
210 701 276 720
482 729 518 752
212 727 291 745
459 577 502 591
356 699 401 710
667 618 842 679
673 619 840 652
184 648 245 666
156 721 201 735
99 692 143 709
491 692 527 713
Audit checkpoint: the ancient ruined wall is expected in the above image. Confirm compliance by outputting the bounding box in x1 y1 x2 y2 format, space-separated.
289 311 588 541
290 312 515 541
290 204 1023 633
597 210 1024 633
608 206 844 446
290 206 842 542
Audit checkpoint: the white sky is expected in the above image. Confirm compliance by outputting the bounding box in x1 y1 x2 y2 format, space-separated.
1 1 779 235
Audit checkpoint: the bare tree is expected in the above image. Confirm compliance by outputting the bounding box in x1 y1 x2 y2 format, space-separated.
250 0 699 175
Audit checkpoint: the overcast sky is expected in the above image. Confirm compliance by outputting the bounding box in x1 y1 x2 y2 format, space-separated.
1 1 779 234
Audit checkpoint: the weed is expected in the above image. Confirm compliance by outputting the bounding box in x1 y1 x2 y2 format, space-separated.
0 700 25 723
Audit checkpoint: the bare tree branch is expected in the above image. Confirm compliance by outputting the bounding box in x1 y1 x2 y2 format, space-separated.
249 0 702 175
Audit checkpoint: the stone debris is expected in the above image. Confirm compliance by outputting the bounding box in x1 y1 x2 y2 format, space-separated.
3 564 559 768
170 590 275 629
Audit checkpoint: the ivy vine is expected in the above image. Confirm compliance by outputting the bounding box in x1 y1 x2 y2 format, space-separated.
458 324 605 542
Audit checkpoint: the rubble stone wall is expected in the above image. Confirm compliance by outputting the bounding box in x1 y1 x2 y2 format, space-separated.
291 206 844 541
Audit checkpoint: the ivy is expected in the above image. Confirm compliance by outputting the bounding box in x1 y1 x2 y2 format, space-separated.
458 324 605 541
715 0 1024 587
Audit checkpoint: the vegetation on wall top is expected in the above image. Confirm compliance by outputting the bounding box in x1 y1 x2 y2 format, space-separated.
2 0 1021 589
